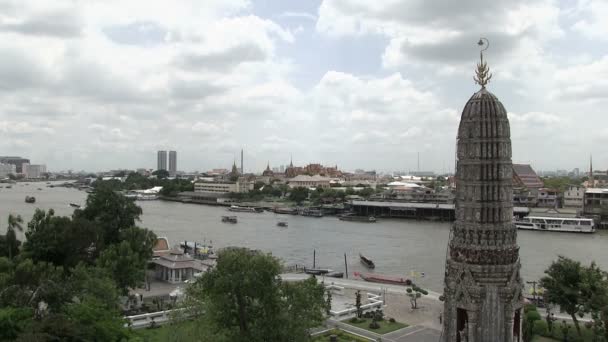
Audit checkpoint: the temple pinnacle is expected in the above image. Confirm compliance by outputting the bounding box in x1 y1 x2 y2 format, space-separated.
474 38 493 88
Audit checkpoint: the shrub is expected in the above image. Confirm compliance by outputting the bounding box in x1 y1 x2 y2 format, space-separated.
532 320 548 336
524 304 537 314
389 318 396 323
525 310 541 323
349 317 361 323
363 311 373 319
369 321 380 329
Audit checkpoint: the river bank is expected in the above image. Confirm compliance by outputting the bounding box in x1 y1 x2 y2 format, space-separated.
2 183 608 293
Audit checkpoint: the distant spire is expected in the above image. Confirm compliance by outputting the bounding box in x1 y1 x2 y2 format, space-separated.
289 154 293 167
474 38 492 88
266 161 271 171
589 154 594 188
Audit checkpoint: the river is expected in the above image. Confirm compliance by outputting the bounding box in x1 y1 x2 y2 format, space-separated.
2 182 607 292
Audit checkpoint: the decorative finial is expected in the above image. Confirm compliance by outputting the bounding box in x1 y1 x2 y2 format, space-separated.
474 38 492 88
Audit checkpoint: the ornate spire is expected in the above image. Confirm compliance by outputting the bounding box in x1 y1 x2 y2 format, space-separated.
266 161 271 171
590 154 594 188
474 38 492 88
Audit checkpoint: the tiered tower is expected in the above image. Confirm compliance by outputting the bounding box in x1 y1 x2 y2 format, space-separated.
442 39 524 342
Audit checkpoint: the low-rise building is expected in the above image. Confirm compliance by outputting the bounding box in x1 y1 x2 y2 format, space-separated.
288 175 331 189
23 164 47 179
194 179 253 194
537 188 560 208
563 185 585 207
0 163 16 178
583 188 608 227
152 250 208 284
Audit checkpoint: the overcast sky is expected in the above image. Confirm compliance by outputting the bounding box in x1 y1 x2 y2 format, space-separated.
0 0 605 173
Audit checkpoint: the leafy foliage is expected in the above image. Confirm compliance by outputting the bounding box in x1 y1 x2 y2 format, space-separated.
184 248 326 342
0 187 157 341
289 187 309 204
406 284 428 309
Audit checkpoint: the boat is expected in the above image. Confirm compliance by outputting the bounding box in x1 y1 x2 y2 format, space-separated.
5 185 11 189
326 271 344 278
274 207 299 215
221 216 238 223
69 203 81 209
300 208 323 217
37 188 42 190
339 214 376 223
355 272 412 286
228 205 262 213
303 267 331 275
514 216 595 233
136 194 158 201
277 221 288 227
359 253 375 269
25 196 36 203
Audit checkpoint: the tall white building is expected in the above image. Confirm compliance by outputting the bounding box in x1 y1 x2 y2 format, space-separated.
157 151 167 171
23 164 47 179
169 151 177 177
0 163 16 178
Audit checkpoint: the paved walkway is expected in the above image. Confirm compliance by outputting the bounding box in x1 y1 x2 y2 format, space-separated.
328 319 441 342
281 273 442 300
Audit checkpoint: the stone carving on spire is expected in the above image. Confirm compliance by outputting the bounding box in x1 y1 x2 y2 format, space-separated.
474 38 492 88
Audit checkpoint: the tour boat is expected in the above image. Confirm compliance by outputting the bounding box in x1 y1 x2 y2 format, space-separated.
221 216 238 223
228 205 262 213
303 267 331 275
274 207 298 215
326 271 344 278
339 214 376 223
277 221 288 227
300 208 323 217
355 272 412 286
514 216 595 233
359 253 376 269
69 203 81 209
25 196 36 203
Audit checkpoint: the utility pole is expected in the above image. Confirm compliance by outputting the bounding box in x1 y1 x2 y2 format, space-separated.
344 253 348 279
526 280 538 305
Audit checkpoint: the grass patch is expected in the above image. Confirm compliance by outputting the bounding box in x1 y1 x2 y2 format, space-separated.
531 322 597 342
342 318 408 335
134 320 197 342
311 329 370 342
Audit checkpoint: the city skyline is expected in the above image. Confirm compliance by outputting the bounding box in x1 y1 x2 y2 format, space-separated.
1 1 608 172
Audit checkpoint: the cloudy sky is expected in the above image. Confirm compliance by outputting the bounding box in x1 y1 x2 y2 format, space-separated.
0 0 605 173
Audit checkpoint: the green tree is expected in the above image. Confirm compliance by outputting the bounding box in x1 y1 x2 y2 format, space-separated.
0 307 32 340
97 241 146 296
23 210 103 268
355 290 363 318
6 214 23 259
359 187 375 198
185 248 325 342
406 284 428 309
152 169 170 179
289 187 309 204
540 256 588 337
76 185 142 245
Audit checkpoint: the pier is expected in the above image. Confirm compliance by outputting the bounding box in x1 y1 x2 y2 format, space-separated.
349 200 530 221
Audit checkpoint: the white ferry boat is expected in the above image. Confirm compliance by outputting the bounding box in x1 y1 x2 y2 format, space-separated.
514 216 595 233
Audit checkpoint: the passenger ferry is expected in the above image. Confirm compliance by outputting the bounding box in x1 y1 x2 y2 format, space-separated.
514 216 595 233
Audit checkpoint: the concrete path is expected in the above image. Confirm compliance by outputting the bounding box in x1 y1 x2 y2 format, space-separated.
281 273 442 299
327 318 442 342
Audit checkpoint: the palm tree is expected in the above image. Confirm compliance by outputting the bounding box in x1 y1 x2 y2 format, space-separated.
6 214 23 259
